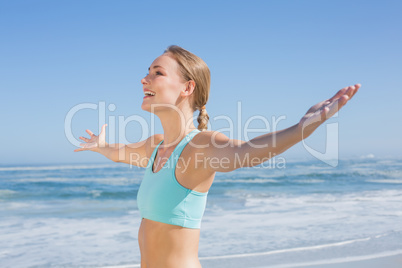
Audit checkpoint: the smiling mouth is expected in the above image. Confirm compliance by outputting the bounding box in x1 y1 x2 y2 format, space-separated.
144 90 156 97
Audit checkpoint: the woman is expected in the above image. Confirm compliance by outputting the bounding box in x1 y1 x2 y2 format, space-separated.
75 45 360 267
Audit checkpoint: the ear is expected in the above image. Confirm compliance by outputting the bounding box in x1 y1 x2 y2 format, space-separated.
181 80 195 97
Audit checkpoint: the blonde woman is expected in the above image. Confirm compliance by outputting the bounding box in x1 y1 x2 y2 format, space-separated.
75 45 360 268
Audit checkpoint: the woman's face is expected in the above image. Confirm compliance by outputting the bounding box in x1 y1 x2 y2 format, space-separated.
141 54 188 113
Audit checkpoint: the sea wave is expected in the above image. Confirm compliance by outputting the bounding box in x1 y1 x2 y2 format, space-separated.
215 178 280 184
0 164 120 172
9 177 142 185
367 179 402 184
240 189 402 211
0 189 17 197
200 236 373 260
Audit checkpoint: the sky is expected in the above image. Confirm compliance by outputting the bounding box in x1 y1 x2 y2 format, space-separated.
0 0 401 165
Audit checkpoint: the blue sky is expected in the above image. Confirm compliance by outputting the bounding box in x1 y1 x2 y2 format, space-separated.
1 0 401 165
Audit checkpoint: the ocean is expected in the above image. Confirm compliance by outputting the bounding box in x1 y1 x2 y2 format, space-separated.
1 157 402 267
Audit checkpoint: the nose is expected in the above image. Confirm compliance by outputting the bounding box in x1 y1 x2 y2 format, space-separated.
141 74 149 85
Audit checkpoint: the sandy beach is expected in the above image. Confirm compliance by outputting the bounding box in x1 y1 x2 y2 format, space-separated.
197 250 402 268
296 253 402 268
101 253 402 268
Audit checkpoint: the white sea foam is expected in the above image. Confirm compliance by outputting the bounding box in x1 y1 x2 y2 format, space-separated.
215 178 280 184
200 237 373 260
0 251 9 256
0 189 16 197
197 222 402 267
90 190 102 198
294 179 324 183
377 159 402 166
100 264 140 268
201 188 402 260
351 169 402 179
258 173 285 178
360 153 375 159
0 214 142 268
242 189 402 207
367 179 402 184
269 249 402 268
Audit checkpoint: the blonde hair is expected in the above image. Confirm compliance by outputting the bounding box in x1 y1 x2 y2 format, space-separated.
164 45 210 131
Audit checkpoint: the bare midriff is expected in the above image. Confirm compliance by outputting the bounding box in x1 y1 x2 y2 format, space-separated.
138 218 202 268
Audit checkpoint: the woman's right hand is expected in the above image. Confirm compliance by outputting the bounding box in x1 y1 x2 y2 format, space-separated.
74 124 107 152
298 84 360 139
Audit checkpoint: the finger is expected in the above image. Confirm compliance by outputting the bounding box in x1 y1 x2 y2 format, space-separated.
328 95 348 116
334 84 356 104
80 142 97 149
320 106 329 122
345 85 356 98
346 83 361 99
350 84 361 98
339 94 349 107
75 147 92 152
306 99 330 114
320 107 328 122
328 86 349 102
100 124 108 134
86 129 94 136
79 136 90 142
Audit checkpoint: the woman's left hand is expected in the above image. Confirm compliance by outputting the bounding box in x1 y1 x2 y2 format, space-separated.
299 84 360 138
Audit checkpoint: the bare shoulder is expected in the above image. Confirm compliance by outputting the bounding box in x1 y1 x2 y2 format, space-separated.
145 134 164 157
192 130 226 143
118 134 164 167
187 130 246 173
192 130 244 148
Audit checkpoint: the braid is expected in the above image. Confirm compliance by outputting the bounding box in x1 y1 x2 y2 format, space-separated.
197 106 209 131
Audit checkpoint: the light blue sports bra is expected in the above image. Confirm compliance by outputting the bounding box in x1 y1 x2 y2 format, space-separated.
137 129 208 229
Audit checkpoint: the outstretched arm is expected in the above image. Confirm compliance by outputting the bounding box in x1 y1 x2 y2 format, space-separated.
201 84 360 172
74 124 162 167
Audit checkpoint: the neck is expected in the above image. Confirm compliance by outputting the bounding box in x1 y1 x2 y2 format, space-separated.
156 106 197 147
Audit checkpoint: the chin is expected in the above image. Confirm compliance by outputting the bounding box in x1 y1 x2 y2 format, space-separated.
141 102 176 115
141 104 151 113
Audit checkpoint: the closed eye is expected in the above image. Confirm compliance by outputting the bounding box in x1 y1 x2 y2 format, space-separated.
145 71 163 76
